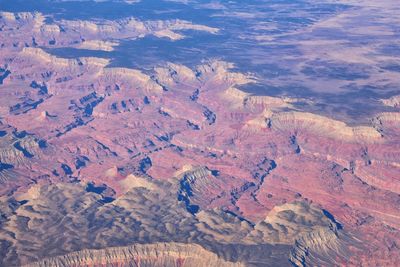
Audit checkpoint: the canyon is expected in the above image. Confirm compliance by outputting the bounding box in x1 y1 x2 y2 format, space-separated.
0 2 399 267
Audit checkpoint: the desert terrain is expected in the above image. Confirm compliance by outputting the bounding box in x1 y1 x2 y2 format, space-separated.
0 1 399 266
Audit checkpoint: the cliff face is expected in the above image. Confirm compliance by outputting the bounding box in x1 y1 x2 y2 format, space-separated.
269 111 383 143
28 243 243 267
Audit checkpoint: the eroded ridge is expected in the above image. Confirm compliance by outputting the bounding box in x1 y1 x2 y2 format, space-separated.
0 11 218 50
28 243 243 267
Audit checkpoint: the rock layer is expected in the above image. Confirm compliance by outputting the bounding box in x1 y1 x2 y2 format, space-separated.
28 243 243 267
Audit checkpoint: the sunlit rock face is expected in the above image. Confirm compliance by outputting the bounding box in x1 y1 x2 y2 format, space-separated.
0 0 399 266
28 243 245 267
0 11 218 49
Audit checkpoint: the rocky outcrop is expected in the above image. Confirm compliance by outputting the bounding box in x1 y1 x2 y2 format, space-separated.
381 95 400 108
177 166 211 214
374 112 400 132
249 201 344 244
269 111 383 143
222 87 291 110
28 243 243 267
75 40 119 51
0 11 219 50
289 228 354 267
17 47 110 74
101 68 163 94
0 125 43 167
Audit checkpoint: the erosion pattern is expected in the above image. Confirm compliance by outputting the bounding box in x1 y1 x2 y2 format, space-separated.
0 6 399 267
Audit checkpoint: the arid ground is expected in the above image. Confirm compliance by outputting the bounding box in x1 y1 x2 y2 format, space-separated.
0 0 399 266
